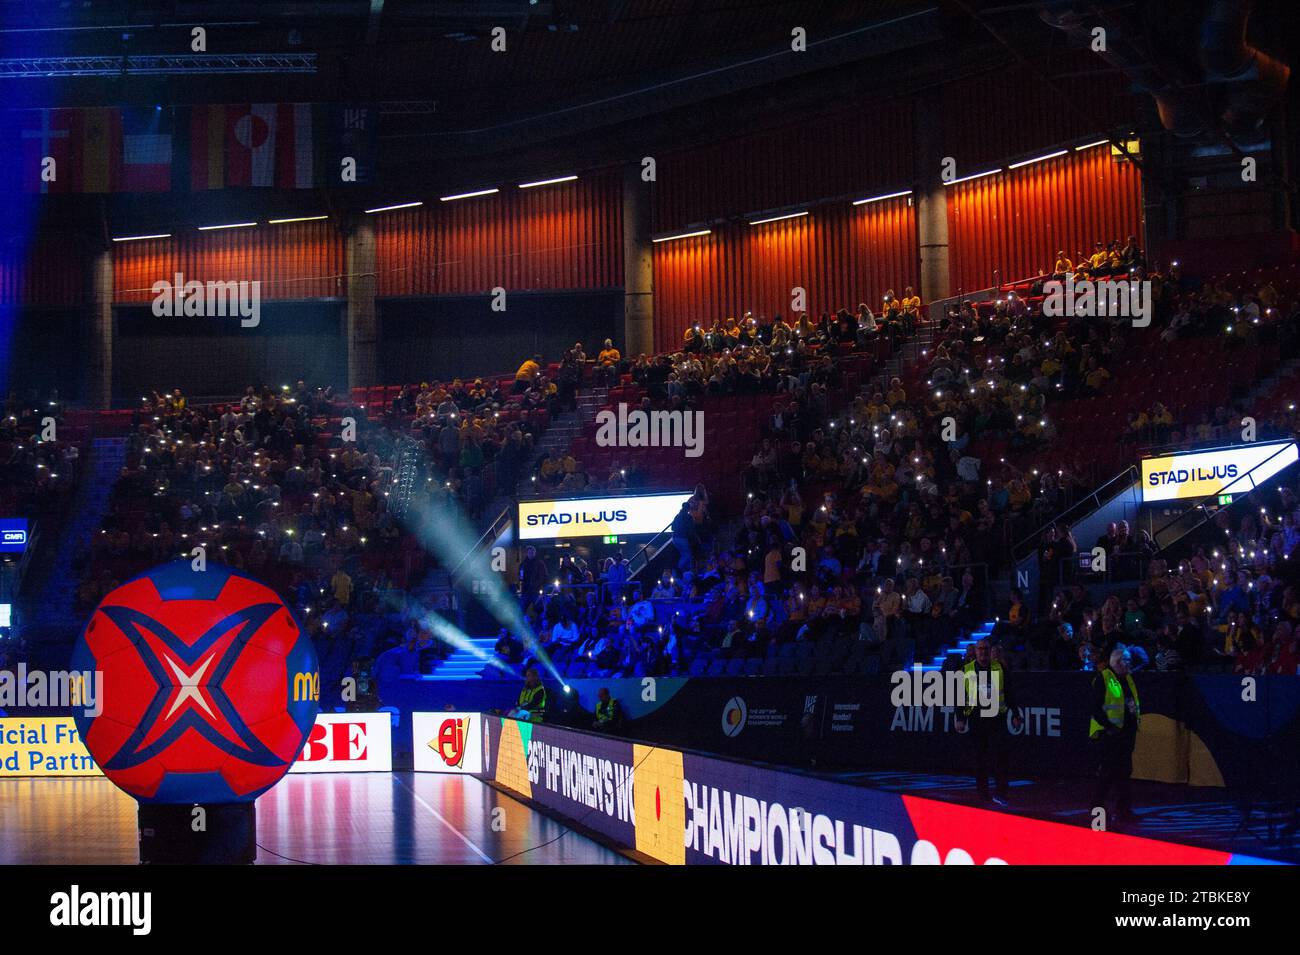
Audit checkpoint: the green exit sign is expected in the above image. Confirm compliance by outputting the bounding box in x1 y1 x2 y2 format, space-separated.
1217 494 1233 505
603 535 619 544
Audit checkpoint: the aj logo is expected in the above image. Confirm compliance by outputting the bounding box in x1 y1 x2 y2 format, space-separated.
435 717 468 767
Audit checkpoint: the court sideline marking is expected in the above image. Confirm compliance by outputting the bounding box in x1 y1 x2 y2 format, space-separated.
393 773 495 864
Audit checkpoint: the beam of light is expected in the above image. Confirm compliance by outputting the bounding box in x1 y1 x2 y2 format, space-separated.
1074 139 1111 151
417 610 517 679
400 487 561 685
112 233 171 242
267 214 328 224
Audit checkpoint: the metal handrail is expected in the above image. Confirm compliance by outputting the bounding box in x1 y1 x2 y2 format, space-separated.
1011 464 1139 562
626 521 675 582
447 500 514 584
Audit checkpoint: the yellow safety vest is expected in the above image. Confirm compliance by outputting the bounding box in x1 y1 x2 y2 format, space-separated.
518 683 547 723
962 660 1006 716
1089 668 1139 739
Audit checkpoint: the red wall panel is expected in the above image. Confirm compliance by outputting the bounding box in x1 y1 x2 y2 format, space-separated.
374 170 623 296
941 56 1136 170
0 236 88 306
652 100 915 235
652 197 917 354
945 145 1143 294
112 219 346 303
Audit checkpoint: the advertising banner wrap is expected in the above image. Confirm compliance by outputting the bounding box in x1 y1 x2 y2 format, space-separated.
412 711 483 773
479 716 1278 865
517 492 692 541
1140 441 1298 503
0 717 102 777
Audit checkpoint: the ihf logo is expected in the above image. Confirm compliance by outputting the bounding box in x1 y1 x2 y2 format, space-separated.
151 272 261 327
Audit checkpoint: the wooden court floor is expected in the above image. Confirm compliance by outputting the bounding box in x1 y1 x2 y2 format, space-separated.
0 772 633 865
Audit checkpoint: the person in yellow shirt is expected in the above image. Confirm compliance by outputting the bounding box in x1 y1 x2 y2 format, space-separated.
885 377 906 406
901 287 922 333
514 354 541 393
1083 357 1110 394
597 338 621 385
331 567 353 607
1053 251 1073 277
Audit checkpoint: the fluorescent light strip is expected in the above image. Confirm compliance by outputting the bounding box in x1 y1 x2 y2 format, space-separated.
1075 139 1110 151
1008 149 1068 169
364 201 423 213
749 210 808 225
853 189 913 206
268 215 329 224
439 188 499 201
944 168 1002 186
197 221 257 231
652 229 712 243
112 233 171 242
518 175 578 189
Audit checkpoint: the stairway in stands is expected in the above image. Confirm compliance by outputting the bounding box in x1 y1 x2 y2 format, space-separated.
923 619 996 671
29 437 127 637
532 386 610 464
424 637 502 680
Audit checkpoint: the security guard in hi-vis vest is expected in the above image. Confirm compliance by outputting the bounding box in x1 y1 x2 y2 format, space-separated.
592 687 622 733
511 667 548 723
1090 646 1140 825
953 638 1022 805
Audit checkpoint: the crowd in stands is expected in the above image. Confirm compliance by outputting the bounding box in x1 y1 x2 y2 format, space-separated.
12 235 1300 691
505 242 1300 679
1 389 82 522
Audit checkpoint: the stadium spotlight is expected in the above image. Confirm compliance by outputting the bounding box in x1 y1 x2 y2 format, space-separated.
748 210 808 225
197 222 257 231
853 189 912 205
1007 149 1068 169
518 175 577 188
944 168 1002 186
439 188 500 201
364 201 423 213
652 229 711 243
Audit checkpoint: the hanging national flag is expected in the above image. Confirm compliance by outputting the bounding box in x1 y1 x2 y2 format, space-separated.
121 107 172 191
189 102 316 190
73 107 119 193
18 109 74 194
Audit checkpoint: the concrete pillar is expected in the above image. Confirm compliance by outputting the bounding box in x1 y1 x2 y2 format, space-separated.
913 90 951 303
346 218 378 389
622 162 654 357
88 249 113 408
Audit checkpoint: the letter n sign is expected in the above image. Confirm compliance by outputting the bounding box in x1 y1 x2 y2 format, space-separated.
1017 570 1029 589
